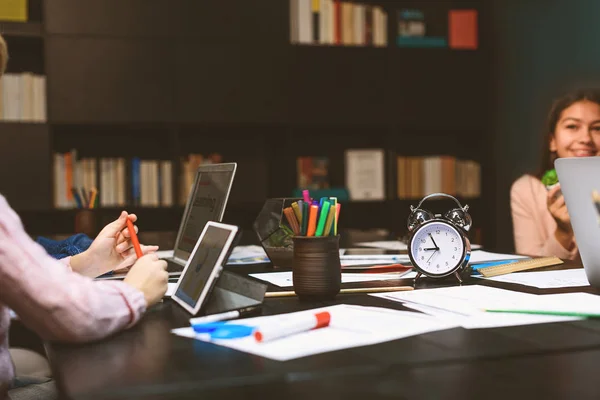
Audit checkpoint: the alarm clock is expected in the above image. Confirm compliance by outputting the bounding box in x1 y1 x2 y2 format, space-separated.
407 193 472 283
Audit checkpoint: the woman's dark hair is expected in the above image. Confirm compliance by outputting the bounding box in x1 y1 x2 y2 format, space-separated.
538 89 600 177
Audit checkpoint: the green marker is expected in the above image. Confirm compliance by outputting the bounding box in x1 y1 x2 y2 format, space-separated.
314 201 331 236
301 201 309 236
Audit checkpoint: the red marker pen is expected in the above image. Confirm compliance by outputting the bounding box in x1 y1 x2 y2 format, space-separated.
254 311 330 343
126 218 143 259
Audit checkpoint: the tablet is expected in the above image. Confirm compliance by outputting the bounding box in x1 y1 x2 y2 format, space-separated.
171 221 239 315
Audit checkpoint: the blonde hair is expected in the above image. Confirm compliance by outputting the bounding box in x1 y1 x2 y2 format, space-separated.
0 35 7 76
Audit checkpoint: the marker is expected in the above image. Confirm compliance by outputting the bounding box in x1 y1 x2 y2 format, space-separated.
126 218 143 258
306 205 319 236
254 311 330 342
301 201 309 236
302 189 310 203
334 203 341 236
190 306 261 325
315 200 331 236
291 201 303 225
191 322 255 339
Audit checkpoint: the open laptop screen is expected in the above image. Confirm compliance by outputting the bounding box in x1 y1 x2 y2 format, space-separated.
174 163 237 259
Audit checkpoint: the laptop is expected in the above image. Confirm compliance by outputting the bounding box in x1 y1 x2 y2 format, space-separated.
555 157 600 287
161 162 237 276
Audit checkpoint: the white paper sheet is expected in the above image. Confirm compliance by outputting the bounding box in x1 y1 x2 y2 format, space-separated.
250 271 414 288
372 285 579 329
484 292 600 316
468 250 528 264
171 304 457 361
480 268 590 288
165 282 177 297
355 241 408 251
156 250 174 259
355 241 483 251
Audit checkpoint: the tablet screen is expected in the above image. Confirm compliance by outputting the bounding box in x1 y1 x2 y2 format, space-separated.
174 224 234 309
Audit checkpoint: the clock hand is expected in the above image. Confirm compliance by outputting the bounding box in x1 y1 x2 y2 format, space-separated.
428 233 440 250
427 249 437 263
423 247 438 251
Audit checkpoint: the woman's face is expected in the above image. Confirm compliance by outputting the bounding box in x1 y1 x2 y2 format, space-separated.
550 100 600 158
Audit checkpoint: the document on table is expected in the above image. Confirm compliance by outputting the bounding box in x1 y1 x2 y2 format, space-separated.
372 285 580 329
483 292 600 316
165 282 177 297
250 271 415 288
340 254 411 267
468 250 528 264
156 250 174 259
480 268 590 288
171 304 457 361
226 245 270 265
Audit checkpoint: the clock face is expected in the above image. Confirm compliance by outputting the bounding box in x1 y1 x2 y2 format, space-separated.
409 220 466 277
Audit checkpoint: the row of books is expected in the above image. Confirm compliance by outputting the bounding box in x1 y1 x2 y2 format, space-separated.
298 151 480 201
290 0 388 47
53 151 175 209
1 73 46 122
397 156 481 199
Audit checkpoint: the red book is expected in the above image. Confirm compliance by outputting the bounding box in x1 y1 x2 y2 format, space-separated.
449 9 478 50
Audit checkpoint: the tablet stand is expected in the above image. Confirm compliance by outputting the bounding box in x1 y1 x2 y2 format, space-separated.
202 270 268 315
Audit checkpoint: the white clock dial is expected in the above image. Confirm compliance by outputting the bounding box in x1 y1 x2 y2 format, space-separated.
410 221 465 276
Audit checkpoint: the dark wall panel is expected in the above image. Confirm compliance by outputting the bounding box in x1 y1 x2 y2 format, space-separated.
174 43 241 123
0 124 51 210
46 37 174 123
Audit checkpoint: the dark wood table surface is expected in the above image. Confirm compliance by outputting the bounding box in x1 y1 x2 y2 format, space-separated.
45 238 600 400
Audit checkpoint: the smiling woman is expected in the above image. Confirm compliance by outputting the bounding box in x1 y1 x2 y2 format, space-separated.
511 89 600 259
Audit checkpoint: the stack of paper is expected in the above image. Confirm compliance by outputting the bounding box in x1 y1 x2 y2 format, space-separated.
480 268 590 289
249 270 416 288
171 304 457 361
372 285 582 329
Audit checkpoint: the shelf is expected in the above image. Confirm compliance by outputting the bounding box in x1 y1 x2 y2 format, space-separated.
0 22 43 38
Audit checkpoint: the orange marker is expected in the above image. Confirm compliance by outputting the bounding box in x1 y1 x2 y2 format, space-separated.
126 218 143 258
306 205 319 236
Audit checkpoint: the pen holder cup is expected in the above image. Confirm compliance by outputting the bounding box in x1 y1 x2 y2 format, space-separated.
292 235 341 301
253 197 301 269
74 209 98 237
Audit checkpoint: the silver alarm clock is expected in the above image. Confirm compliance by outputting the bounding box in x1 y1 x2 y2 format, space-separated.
407 193 472 283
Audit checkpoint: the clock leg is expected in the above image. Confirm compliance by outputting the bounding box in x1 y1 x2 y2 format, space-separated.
414 272 422 287
454 271 463 284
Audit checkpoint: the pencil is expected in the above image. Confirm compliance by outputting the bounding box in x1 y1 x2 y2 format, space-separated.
264 286 414 298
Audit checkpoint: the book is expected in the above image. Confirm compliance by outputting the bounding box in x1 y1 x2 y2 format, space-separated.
297 156 330 190
345 149 385 201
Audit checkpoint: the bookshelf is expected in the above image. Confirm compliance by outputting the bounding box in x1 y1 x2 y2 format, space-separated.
0 0 493 247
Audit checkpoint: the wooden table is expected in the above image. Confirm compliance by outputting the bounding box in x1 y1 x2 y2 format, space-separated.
46 259 600 399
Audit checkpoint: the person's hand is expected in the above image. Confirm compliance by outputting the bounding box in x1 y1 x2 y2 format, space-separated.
123 254 168 307
547 184 575 250
70 211 159 278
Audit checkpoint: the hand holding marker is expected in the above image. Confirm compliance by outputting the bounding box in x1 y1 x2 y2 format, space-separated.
283 190 341 237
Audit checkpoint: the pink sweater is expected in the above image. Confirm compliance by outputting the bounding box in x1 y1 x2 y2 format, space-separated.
0 195 146 397
510 175 579 259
